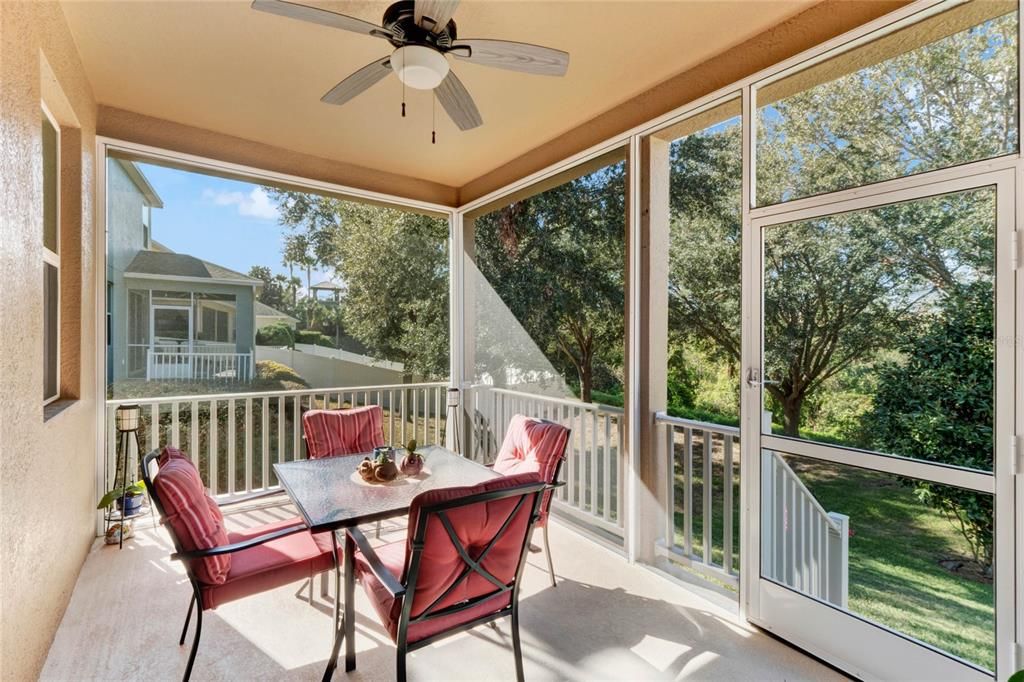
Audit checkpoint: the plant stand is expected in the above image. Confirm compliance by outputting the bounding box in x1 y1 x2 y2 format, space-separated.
103 421 150 549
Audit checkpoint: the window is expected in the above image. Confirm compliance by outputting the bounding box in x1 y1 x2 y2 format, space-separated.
756 3 1018 205
42 107 60 404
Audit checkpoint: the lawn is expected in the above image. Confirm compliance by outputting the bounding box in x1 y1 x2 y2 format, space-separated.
671 442 993 671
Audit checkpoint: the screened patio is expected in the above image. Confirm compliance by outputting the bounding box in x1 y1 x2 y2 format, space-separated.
6 1 1024 682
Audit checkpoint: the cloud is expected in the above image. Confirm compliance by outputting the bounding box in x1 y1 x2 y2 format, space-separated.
202 187 279 220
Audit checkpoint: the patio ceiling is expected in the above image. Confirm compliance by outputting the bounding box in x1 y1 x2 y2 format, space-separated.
60 0 815 189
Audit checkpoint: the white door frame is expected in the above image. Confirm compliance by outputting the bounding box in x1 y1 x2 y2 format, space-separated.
741 164 1017 680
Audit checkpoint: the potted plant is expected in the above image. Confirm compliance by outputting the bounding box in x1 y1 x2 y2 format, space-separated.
97 480 147 517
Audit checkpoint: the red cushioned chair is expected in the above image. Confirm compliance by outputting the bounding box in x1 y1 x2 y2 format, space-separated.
349 473 550 682
491 415 570 587
302 405 385 459
142 447 338 682
303 404 388 538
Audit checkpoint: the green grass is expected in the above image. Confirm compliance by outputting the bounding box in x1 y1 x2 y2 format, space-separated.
671 448 994 671
794 459 993 671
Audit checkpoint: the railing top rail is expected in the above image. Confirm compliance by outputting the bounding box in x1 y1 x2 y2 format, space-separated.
655 411 740 436
106 381 448 406
149 350 250 356
471 384 624 415
771 453 842 532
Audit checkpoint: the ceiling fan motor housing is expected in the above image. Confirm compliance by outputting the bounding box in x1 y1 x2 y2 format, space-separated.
382 0 457 48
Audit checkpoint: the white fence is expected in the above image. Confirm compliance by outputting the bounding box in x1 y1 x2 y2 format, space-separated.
465 385 626 541
146 350 254 381
255 345 406 389
106 382 447 499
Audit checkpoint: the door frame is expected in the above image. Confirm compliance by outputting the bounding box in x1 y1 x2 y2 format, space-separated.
740 164 1017 679
149 303 194 377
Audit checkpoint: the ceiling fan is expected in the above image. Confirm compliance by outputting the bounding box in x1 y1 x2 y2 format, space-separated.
252 0 570 135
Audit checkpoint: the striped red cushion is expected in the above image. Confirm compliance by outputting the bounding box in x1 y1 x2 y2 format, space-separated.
492 415 570 524
155 447 230 585
302 406 385 459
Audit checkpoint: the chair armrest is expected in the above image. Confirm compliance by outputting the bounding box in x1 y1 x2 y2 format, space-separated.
171 523 308 562
347 527 406 598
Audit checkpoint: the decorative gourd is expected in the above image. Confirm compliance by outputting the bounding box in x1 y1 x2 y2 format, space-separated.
372 450 399 482
358 457 376 482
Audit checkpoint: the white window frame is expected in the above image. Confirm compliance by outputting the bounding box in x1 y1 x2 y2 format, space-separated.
42 102 61 406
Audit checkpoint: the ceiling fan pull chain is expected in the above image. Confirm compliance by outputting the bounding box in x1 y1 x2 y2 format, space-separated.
402 79 406 118
432 92 436 144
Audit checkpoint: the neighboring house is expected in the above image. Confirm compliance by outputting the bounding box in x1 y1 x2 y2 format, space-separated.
254 300 298 331
107 159 264 382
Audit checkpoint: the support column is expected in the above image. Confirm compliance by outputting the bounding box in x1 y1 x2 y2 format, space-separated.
629 134 671 564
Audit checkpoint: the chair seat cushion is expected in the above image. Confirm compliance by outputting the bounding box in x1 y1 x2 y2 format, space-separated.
200 518 336 610
154 447 231 585
354 540 512 644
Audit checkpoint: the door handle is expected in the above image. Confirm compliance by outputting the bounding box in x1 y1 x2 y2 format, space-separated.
746 368 779 388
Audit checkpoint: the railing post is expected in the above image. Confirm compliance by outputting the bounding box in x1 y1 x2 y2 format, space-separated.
827 512 849 609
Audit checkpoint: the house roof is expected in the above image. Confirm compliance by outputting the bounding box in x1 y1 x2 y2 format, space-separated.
124 250 259 285
254 301 298 323
116 159 163 208
311 280 344 291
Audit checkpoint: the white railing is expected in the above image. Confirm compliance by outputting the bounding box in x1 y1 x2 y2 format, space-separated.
465 385 626 540
106 382 447 500
761 450 849 608
655 410 849 604
146 350 254 381
655 413 741 588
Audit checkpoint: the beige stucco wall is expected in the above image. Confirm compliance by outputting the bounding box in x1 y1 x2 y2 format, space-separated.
0 3 99 681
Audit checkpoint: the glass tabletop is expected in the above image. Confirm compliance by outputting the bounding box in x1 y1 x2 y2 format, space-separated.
274 445 500 533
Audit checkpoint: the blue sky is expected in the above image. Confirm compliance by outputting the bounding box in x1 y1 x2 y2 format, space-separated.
138 162 331 286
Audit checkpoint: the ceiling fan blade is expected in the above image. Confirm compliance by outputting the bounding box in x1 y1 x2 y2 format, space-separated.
452 39 569 77
414 0 459 34
252 0 392 38
321 58 392 106
435 71 482 131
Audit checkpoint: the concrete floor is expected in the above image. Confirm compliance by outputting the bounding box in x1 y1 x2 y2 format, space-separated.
42 500 844 681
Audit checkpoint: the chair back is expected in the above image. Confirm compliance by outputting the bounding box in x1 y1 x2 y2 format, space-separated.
398 473 546 645
302 405 385 459
141 447 231 585
492 415 570 524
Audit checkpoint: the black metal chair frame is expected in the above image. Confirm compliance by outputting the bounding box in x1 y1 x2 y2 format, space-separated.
349 479 561 682
141 448 330 682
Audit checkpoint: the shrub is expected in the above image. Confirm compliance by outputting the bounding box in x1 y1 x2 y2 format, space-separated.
295 329 335 348
256 321 295 348
254 360 308 388
869 282 994 569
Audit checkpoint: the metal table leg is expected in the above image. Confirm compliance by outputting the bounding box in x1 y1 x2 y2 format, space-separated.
344 530 356 672
322 531 345 682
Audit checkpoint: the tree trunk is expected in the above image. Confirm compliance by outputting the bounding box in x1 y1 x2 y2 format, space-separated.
578 352 593 404
781 394 804 437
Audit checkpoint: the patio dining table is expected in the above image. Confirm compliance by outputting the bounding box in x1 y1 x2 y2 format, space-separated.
274 445 500 681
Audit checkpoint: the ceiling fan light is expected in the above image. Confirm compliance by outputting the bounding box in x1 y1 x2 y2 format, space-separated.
391 45 449 90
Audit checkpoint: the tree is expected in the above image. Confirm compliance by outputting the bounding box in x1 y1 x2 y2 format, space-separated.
870 282 995 569
267 187 450 379
247 265 291 313
472 162 626 402
668 12 1014 434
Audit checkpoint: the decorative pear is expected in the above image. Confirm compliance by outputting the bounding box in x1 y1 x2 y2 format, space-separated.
400 439 424 476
